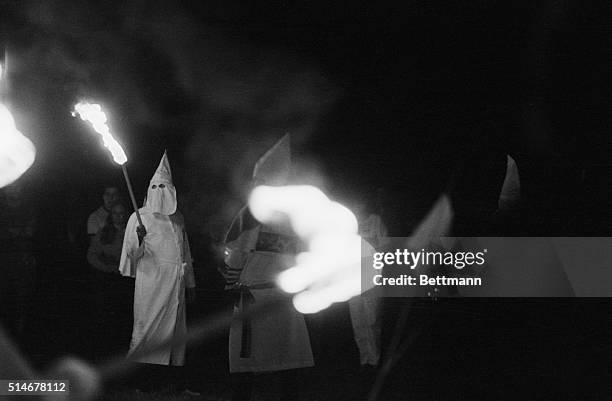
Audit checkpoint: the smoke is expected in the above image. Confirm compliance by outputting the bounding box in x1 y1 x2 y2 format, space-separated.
124 2 342 243
6 0 341 258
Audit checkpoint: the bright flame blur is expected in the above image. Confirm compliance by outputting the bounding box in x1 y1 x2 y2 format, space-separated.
249 185 374 313
0 104 36 188
72 102 127 165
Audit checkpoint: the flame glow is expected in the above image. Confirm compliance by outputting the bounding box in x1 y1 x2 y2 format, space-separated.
72 102 127 165
249 185 371 313
0 104 36 188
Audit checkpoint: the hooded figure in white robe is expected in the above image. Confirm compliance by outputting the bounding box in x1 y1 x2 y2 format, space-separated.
224 134 314 372
119 151 195 365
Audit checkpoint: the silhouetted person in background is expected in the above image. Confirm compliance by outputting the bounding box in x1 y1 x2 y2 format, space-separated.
87 200 133 359
87 185 119 242
87 201 128 275
0 180 37 344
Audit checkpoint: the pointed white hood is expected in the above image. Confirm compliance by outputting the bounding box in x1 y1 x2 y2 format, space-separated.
145 151 177 215
252 133 291 186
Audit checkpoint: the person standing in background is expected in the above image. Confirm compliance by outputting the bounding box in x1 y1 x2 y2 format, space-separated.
87 201 128 275
223 207 313 401
87 185 119 241
0 180 38 343
87 201 133 359
221 134 313 401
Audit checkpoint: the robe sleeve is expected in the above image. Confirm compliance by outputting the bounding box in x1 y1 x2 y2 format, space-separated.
183 229 196 288
119 212 145 278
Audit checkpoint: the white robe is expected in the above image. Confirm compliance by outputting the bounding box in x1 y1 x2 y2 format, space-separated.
119 207 195 366
226 223 314 373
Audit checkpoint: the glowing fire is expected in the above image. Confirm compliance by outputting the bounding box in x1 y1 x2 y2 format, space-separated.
72 102 127 165
249 185 371 313
0 94 36 187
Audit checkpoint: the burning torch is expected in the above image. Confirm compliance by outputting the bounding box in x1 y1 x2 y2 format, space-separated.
71 102 143 227
0 50 36 188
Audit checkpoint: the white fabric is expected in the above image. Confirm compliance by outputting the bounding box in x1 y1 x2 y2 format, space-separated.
498 154 521 211
226 222 314 373
119 208 195 365
348 213 387 366
145 152 177 215
151 151 173 184
145 183 177 216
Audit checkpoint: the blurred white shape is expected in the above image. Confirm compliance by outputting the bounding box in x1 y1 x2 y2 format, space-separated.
0 104 36 188
249 185 368 313
293 269 362 313
250 185 357 238
72 102 128 165
0 58 7 82
249 185 454 313
46 357 100 401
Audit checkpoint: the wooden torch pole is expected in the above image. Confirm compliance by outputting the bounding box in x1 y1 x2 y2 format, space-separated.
121 164 143 227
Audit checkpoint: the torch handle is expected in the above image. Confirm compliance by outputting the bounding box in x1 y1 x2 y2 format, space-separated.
121 164 143 227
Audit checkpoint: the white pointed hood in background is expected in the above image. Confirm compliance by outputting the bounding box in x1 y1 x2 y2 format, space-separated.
498 155 521 211
253 133 291 186
146 151 177 215
152 150 173 184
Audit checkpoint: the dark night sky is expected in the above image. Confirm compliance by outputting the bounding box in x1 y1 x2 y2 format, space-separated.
2 0 612 249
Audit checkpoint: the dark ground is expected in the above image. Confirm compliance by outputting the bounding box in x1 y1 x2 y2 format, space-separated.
11 249 371 400
10 258 612 400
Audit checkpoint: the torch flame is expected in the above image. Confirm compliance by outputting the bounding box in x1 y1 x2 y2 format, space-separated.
1 57 36 188
72 102 127 165
0 104 36 188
